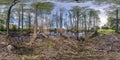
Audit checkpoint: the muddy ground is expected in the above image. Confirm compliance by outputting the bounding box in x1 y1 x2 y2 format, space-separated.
0 33 120 60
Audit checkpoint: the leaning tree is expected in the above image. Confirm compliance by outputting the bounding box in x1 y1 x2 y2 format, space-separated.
6 0 18 36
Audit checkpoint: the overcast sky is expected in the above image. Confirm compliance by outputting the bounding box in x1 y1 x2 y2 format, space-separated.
49 1 113 27
21 0 113 26
0 0 114 27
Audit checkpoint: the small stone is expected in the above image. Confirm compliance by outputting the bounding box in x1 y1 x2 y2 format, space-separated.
7 45 15 52
0 42 8 45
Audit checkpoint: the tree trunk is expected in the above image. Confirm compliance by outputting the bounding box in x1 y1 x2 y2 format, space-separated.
21 4 24 32
18 10 20 31
84 14 87 36
56 14 59 33
60 11 63 36
6 0 17 36
69 12 73 32
33 7 38 37
76 10 79 40
89 12 92 31
82 18 84 30
6 6 12 36
115 8 119 33
28 13 31 33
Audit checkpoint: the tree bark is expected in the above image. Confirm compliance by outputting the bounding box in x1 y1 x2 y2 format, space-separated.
69 12 73 31
84 14 87 36
88 12 92 31
115 8 119 33
76 10 79 40
18 10 20 31
21 4 24 32
56 12 59 33
28 13 31 33
60 11 63 36
33 7 38 37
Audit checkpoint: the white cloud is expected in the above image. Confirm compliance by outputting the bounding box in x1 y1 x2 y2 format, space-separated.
51 1 111 27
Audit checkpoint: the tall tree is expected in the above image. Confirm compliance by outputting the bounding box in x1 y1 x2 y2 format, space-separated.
33 4 38 38
83 13 87 36
21 4 24 32
12 6 21 31
28 12 31 33
76 9 80 40
115 8 119 33
18 9 21 31
6 0 18 36
59 9 63 36
32 2 54 39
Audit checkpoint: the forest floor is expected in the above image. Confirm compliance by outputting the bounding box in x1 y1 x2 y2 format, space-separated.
0 32 120 60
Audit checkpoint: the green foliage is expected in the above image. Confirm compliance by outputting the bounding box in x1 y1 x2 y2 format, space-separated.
107 17 120 30
107 17 115 29
71 6 82 16
89 9 99 19
90 26 100 32
0 19 5 31
0 25 5 31
32 2 54 14
98 29 115 34
111 0 120 5
10 24 17 31
71 26 78 32
0 0 19 5
0 0 13 5
107 8 120 32
93 0 120 5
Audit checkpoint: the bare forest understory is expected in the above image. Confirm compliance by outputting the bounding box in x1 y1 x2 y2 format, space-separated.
0 32 120 60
